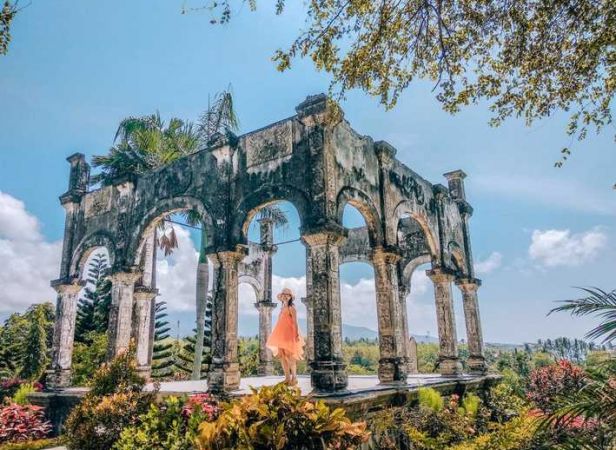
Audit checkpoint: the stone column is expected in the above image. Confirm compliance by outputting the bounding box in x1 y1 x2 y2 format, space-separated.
47 279 83 389
208 249 246 392
456 278 486 373
255 300 276 376
373 248 408 383
107 271 141 359
427 268 462 375
408 337 419 373
300 296 314 366
301 229 347 392
398 283 416 374
133 287 158 379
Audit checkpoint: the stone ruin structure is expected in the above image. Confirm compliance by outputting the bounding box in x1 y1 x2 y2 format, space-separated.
49 94 486 394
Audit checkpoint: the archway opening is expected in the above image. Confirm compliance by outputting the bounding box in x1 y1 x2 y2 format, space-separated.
72 246 111 386
339 204 379 375
240 200 307 377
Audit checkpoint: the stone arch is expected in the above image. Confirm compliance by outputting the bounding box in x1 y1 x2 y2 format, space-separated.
70 230 116 279
393 200 439 260
233 184 311 244
336 187 383 247
238 275 264 303
401 254 432 292
128 196 216 268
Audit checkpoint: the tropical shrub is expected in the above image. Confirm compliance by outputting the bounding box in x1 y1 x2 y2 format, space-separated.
448 413 538 450
197 383 369 449
485 381 527 423
527 359 585 414
417 387 444 412
0 403 51 444
114 394 218 450
64 345 155 450
0 437 64 450
0 380 23 403
71 331 108 386
11 382 39 405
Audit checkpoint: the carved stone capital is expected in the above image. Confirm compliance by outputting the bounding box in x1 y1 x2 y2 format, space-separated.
134 287 159 302
110 271 142 285
215 247 248 267
427 268 456 284
371 246 402 265
456 278 482 294
51 278 84 295
254 301 277 311
301 227 347 248
295 93 342 127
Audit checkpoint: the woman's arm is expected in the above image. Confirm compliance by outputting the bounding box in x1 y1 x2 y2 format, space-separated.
289 306 300 340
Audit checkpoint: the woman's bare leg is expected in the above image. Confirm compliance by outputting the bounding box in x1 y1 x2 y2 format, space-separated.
289 357 298 385
279 349 291 383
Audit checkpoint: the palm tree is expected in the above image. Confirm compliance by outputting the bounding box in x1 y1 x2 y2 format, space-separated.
550 288 616 343
545 287 616 446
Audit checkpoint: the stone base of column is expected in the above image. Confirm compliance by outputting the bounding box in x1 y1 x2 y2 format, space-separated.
257 361 274 376
310 360 348 392
467 356 487 374
439 356 463 376
45 368 72 390
208 362 240 392
136 365 152 381
378 357 408 384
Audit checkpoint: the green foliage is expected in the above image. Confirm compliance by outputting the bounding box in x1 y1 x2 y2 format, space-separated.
418 387 444 412
238 337 259 376
197 383 370 449
75 253 112 342
486 381 527 424
550 288 616 344
0 1 18 56
448 414 537 450
0 437 64 450
211 0 616 163
64 345 155 450
19 307 48 382
11 383 35 406
71 331 108 386
460 393 480 418
151 301 174 379
417 343 439 373
114 396 207 450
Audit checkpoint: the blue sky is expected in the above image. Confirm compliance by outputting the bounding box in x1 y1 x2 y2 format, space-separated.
0 0 614 344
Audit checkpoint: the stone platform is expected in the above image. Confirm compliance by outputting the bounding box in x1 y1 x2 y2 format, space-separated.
31 373 499 434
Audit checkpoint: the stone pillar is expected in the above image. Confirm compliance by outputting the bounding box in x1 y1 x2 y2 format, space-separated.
373 248 408 383
107 271 141 359
408 337 419 373
47 279 83 389
300 296 314 366
133 287 158 379
427 268 462 375
398 283 416 374
456 278 486 373
208 249 246 392
301 229 347 392
259 218 276 303
255 300 276 376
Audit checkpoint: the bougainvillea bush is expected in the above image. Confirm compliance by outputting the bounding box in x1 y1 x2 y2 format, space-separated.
526 359 586 414
0 403 51 444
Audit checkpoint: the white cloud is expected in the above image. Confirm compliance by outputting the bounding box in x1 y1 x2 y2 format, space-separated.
155 226 199 312
474 252 503 274
0 192 62 312
529 228 607 267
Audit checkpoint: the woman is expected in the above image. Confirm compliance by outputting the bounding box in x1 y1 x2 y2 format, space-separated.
266 287 304 386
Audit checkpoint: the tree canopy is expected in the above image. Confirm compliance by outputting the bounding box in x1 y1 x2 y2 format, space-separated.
204 0 615 169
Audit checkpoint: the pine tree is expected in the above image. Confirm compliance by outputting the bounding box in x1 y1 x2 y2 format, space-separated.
75 253 112 343
151 301 174 379
175 295 213 379
20 306 49 381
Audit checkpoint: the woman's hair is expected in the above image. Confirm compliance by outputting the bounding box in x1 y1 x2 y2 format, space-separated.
288 297 294 307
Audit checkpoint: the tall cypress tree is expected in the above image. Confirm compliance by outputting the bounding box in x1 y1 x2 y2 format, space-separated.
75 253 112 343
151 301 174 379
175 295 213 379
20 306 49 381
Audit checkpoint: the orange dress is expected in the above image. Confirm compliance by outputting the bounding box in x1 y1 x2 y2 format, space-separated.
266 305 305 361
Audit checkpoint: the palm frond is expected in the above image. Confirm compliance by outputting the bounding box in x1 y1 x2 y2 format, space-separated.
550 288 616 344
257 203 289 229
158 226 179 257
197 89 240 146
